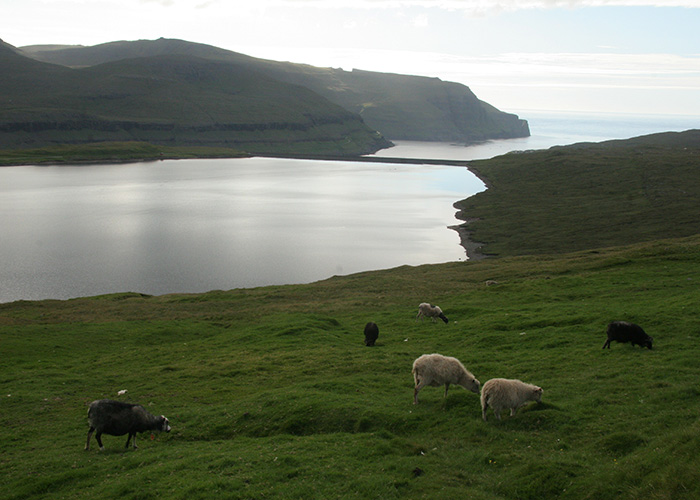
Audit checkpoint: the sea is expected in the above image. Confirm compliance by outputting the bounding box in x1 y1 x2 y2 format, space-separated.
0 111 697 303
373 111 700 160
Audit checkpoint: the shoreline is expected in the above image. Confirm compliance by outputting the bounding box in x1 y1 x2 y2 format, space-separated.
450 217 490 262
0 147 490 261
2 147 490 261
451 164 492 261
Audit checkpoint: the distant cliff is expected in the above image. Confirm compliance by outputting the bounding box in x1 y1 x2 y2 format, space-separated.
20 38 530 146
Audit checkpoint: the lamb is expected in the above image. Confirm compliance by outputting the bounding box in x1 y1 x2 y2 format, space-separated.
480 378 543 421
364 322 379 346
603 321 653 349
85 399 171 451
416 303 449 324
412 353 480 404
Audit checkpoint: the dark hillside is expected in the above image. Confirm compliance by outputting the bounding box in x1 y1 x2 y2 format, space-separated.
22 37 530 143
20 38 254 67
455 130 700 258
0 41 390 154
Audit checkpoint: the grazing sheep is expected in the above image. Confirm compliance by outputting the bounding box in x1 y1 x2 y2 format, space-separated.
364 322 379 346
412 353 480 404
85 399 171 451
603 321 653 349
416 303 449 324
480 378 543 421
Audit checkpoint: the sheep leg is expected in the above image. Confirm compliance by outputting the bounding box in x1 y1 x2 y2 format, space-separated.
444 383 450 399
125 432 138 449
413 379 427 404
494 410 501 421
95 432 105 451
85 427 95 451
510 407 517 416
602 339 611 349
481 405 488 422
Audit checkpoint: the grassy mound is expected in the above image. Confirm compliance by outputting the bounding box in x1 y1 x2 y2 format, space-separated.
456 129 700 257
2 234 700 499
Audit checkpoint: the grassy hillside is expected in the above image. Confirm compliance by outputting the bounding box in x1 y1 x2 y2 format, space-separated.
0 42 390 155
1 234 700 499
20 38 530 143
2 130 699 499
0 141 249 166
455 130 700 258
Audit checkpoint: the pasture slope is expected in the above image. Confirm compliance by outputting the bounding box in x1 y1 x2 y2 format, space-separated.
1 234 700 499
2 129 700 499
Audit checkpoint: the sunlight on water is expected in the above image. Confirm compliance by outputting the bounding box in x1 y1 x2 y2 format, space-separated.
373 111 700 161
0 158 484 302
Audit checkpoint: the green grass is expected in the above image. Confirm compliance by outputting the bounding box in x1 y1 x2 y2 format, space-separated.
2 234 700 499
0 141 249 166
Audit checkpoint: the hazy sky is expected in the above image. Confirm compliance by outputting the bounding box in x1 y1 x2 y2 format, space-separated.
3 0 699 116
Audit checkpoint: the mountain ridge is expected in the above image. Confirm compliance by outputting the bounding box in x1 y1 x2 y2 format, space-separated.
19 37 530 144
0 40 390 154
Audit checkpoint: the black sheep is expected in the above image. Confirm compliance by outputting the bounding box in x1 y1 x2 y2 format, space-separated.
85 399 171 451
364 322 379 346
603 321 653 350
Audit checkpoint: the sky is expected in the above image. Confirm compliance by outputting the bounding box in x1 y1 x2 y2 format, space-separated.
2 0 700 117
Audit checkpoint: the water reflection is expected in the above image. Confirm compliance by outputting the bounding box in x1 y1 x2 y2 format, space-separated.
0 157 485 302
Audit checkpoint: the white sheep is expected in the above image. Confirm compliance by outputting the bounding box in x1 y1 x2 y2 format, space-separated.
416 303 449 324
412 353 480 404
480 378 543 421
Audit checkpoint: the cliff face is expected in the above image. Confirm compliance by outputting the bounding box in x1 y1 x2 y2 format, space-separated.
328 73 530 142
21 38 530 144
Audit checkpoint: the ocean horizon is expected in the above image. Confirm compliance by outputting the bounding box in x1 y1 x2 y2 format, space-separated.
372 110 700 161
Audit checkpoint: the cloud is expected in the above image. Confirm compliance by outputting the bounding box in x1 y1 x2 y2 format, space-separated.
412 13 430 26
266 0 700 10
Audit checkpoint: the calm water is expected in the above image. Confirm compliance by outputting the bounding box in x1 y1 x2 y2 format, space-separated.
0 158 484 303
374 111 700 160
1 111 697 303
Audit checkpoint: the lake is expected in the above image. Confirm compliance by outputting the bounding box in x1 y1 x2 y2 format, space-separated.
0 158 484 303
1 111 697 303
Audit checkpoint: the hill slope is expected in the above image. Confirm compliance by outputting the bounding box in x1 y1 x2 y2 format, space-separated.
1 234 700 499
1 127 700 498
0 41 390 154
455 129 700 258
21 37 530 143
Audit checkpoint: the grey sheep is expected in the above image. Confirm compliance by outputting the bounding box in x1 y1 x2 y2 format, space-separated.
364 322 379 346
412 353 480 404
480 378 543 421
603 321 653 349
416 303 449 323
85 399 171 451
